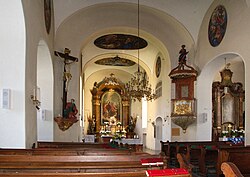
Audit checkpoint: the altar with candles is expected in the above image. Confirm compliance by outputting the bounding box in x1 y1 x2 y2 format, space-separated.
88 74 137 142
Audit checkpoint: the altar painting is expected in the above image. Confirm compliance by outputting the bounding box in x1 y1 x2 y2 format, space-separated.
101 90 122 125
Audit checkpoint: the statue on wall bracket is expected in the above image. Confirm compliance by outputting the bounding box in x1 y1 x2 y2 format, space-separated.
169 45 198 133
54 48 79 131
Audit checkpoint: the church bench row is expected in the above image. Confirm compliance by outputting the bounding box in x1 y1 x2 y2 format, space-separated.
217 146 250 177
37 141 142 152
221 162 244 177
0 154 164 174
160 141 229 169
37 141 109 148
160 141 250 176
0 171 147 177
0 148 147 156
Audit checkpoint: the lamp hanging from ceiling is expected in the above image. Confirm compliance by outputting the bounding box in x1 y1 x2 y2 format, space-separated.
125 0 155 102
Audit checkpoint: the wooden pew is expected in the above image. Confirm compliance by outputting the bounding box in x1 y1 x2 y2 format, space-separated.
0 171 146 177
0 153 164 173
0 148 148 156
160 141 228 169
37 141 114 148
0 155 144 173
37 141 142 152
217 146 250 177
221 162 244 177
162 141 250 177
176 153 194 174
0 141 165 177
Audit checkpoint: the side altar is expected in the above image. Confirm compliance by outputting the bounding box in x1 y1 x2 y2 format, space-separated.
88 74 136 142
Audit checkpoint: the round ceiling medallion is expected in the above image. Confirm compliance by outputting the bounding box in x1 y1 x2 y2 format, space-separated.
208 5 227 47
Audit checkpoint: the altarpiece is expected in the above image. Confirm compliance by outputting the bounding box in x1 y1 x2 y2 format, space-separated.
90 74 130 138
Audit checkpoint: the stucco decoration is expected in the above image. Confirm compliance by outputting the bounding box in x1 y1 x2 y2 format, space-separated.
94 34 147 49
208 5 227 47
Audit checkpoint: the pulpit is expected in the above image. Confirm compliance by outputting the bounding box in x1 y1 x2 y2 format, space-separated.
169 45 198 133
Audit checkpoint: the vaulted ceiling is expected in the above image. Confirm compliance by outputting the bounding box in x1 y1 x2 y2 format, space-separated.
53 0 213 79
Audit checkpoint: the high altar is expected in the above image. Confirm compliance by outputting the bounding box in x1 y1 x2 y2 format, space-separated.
89 74 132 141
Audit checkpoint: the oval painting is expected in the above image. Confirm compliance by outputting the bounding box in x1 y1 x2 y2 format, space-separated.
155 56 161 78
94 34 148 49
208 5 227 47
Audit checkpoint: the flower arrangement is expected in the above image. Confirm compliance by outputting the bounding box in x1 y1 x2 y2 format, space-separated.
221 130 229 137
238 129 245 137
231 129 238 137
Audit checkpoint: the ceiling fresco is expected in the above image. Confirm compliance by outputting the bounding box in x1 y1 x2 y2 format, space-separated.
95 56 136 66
94 34 148 50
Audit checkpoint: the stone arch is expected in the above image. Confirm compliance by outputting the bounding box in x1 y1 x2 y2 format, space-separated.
196 53 245 141
37 40 54 141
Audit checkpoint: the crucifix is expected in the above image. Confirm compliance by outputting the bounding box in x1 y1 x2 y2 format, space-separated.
54 48 78 117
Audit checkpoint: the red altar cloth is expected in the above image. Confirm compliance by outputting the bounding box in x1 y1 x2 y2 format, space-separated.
146 168 189 177
141 157 164 166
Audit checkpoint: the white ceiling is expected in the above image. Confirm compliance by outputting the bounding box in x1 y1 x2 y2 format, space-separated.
53 0 214 78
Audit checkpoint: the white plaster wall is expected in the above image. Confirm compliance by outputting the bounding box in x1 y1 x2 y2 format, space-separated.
37 41 54 141
145 53 172 149
195 0 250 142
22 0 54 147
0 1 26 148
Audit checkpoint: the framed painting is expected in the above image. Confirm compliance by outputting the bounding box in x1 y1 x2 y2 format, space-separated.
208 5 227 47
155 56 161 78
101 90 122 125
44 0 52 34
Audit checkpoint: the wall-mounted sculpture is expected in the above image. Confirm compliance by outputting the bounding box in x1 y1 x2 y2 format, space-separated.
169 45 198 133
54 48 79 131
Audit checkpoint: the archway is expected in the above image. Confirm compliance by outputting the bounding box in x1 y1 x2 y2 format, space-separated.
37 40 54 141
196 53 245 141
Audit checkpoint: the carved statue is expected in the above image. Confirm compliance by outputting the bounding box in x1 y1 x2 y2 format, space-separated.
178 45 189 64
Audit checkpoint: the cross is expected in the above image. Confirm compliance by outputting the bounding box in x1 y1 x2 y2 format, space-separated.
54 48 78 117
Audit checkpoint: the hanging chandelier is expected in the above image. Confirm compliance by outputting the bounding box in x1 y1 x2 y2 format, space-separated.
125 0 155 102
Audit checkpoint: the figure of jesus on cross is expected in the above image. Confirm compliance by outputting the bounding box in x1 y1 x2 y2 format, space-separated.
54 48 78 118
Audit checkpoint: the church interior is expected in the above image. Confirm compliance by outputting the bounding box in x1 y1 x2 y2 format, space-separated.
1 0 250 176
